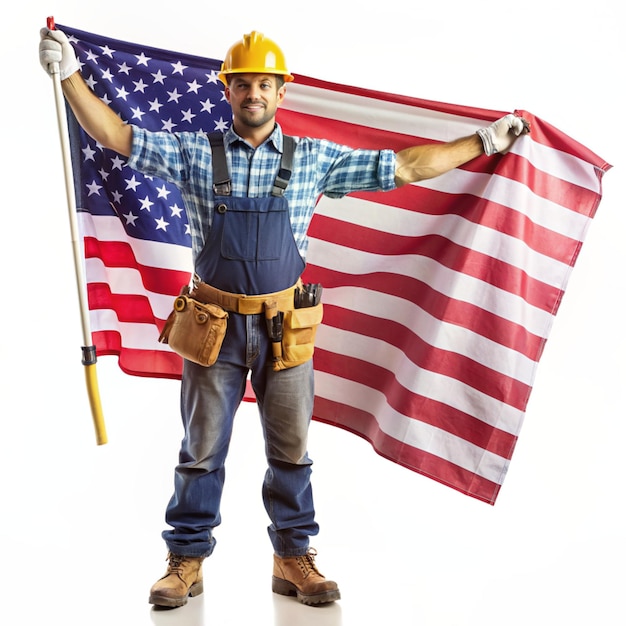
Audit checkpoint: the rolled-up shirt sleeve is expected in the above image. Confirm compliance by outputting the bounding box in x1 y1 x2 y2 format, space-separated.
128 125 191 184
318 145 397 198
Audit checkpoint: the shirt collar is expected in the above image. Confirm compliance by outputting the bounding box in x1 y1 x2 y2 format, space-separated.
224 123 284 154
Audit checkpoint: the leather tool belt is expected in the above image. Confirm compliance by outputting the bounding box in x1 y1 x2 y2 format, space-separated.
190 274 297 314
160 277 323 371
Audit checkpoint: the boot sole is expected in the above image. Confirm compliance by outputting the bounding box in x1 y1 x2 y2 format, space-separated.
149 581 204 608
272 576 341 605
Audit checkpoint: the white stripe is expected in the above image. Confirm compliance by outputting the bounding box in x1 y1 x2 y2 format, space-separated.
285 82 487 142
417 169 593 241
89 309 172 352
285 82 603 194
85 258 178 319
313 194 574 293
307 237 554 340
513 133 604 194
78 212 193 274
318 287 538 389
314 370 511 484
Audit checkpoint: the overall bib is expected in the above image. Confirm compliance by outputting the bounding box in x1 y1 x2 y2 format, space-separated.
163 134 319 559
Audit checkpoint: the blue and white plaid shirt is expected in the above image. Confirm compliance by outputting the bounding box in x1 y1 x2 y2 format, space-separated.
129 123 397 260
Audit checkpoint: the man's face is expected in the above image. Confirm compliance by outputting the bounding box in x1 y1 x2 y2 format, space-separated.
225 74 286 130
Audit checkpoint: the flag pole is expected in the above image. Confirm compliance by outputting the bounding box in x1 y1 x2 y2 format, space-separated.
46 16 108 445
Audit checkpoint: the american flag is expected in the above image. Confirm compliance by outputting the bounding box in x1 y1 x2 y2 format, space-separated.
57 24 610 504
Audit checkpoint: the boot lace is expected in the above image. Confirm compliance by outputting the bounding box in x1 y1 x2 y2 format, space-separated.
166 552 187 575
298 548 323 577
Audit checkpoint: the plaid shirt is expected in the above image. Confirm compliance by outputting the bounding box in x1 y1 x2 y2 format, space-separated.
129 123 397 260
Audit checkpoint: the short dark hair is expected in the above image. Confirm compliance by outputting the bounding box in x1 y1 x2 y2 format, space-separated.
226 74 286 90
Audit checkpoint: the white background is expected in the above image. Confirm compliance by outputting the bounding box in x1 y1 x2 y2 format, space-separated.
1 2 623 625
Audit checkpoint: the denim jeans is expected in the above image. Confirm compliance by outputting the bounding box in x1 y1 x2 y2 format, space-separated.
162 311 319 558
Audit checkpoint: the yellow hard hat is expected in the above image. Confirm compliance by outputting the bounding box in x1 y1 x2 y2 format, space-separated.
218 31 294 86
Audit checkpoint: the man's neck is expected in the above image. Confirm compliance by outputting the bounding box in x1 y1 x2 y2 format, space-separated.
232 120 276 148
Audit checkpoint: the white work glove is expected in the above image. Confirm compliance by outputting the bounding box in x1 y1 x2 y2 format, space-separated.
39 27 80 80
477 114 529 156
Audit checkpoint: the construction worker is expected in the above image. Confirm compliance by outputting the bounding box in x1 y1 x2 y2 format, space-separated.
39 28 527 608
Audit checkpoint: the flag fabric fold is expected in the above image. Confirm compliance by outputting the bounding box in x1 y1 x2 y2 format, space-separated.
57 24 610 504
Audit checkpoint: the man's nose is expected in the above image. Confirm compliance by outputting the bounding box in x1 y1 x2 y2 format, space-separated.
247 84 262 99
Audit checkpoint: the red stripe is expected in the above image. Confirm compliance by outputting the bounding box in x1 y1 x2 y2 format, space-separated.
312 395 503 505
84 237 190 296
306 264 545 360
88 282 167 327
307 213 563 313
294 73 505 122
314 346 519 457
93 330 182 379
348 185 585 265
317 307 532 412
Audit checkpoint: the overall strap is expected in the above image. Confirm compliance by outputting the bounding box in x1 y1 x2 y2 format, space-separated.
271 135 295 197
207 132 295 197
208 132 231 195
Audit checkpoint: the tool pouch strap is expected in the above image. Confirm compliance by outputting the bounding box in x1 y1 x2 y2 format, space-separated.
190 275 298 315
158 285 229 367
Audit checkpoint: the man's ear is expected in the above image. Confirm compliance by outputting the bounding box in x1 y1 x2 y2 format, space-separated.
277 85 287 107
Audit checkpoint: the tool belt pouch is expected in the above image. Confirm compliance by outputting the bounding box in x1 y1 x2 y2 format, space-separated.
159 287 228 367
274 302 324 371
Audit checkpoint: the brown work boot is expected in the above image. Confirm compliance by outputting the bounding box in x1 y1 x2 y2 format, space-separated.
148 552 204 608
272 548 340 605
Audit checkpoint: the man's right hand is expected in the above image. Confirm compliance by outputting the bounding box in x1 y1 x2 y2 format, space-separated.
39 28 80 80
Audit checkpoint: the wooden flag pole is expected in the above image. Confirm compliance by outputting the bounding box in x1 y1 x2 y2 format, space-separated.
46 16 108 445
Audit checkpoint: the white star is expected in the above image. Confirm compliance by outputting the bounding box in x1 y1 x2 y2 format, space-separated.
187 80 202 94
136 52 151 66
85 74 98 90
125 175 141 191
100 93 112 106
156 184 171 199
214 117 230 132
206 70 220 84
123 211 139 226
148 98 163 112
98 168 110 181
101 45 116 58
101 68 114 82
200 98 215 114
82 144 97 161
171 61 188 75
111 190 123 203
155 216 170 231
131 106 146 121
110 155 126 170
86 49 99 63
151 69 167 84
86 180 103 196
167 89 182 103
139 196 154 211
185 223 191 235
170 203 183 218
161 118 177 132
118 62 131 75
181 109 196 123
133 78 149 93
115 85 130 100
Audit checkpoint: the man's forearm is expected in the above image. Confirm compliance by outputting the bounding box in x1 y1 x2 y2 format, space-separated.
62 71 133 157
394 134 484 187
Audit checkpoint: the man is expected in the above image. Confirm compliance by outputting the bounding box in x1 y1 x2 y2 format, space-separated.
40 28 527 608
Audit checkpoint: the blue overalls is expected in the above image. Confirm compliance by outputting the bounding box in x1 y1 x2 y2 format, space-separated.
162 133 320 559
